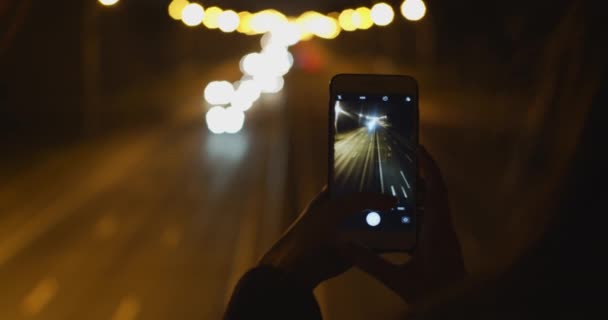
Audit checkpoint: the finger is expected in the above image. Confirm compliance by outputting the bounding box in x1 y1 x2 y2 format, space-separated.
329 193 397 221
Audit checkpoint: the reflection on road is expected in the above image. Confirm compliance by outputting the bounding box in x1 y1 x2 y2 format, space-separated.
335 123 415 207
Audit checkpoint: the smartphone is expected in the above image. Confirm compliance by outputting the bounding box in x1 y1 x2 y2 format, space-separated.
329 74 418 252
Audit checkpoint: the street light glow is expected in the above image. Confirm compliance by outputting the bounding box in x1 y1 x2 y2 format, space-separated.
224 107 246 134
98 0 119 6
217 10 240 32
204 81 234 105
249 10 288 34
206 106 227 134
253 75 284 93
168 0 189 20
338 9 357 32
181 3 205 27
371 3 395 26
401 0 427 21
203 6 222 29
355 7 374 30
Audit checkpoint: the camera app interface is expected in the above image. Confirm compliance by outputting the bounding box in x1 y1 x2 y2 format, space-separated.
332 94 416 230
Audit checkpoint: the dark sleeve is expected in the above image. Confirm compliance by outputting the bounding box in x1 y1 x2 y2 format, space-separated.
224 266 323 320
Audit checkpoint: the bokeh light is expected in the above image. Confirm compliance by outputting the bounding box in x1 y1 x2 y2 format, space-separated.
338 9 357 32
355 7 374 30
203 6 222 29
98 0 119 6
237 11 254 34
240 53 263 76
217 10 240 32
254 75 284 94
168 0 189 20
223 107 246 134
297 12 341 40
181 3 205 27
249 9 288 34
206 106 227 134
204 81 235 105
371 3 394 26
401 0 427 21
350 10 362 29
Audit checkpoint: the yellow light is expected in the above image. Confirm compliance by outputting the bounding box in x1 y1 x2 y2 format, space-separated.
249 10 288 34
217 10 240 32
371 3 394 26
401 0 427 21
203 6 222 29
181 3 205 27
98 0 119 6
355 7 374 30
168 0 189 20
338 9 357 32
299 12 340 40
237 11 253 34
351 11 362 29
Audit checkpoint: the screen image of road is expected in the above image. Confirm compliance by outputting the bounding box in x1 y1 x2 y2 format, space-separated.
333 95 416 221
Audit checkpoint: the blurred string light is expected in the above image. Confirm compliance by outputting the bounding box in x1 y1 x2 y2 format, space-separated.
204 81 234 105
355 7 374 30
401 0 427 21
205 106 245 134
203 6 222 29
166 1 426 38
371 3 395 26
181 3 205 27
160 1 427 134
217 10 240 32
98 0 119 6
168 0 188 20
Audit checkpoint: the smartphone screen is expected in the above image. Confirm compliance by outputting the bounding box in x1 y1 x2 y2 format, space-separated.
331 93 417 231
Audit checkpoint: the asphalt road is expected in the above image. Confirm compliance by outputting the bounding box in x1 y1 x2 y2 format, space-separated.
0 55 522 320
335 125 415 206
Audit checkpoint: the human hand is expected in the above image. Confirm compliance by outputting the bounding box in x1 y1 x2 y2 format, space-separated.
341 146 466 302
258 189 396 290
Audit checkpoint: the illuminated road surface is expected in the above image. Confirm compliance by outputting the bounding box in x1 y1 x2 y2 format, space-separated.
335 124 415 206
0 111 288 320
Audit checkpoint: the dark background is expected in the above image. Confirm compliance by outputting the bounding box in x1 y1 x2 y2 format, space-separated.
1 1 605 319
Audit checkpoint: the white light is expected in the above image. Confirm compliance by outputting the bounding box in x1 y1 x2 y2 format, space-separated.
204 81 234 105
335 103 344 114
366 211 381 227
238 80 262 101
371 3 395 26
241 49 292 78
367 119 377 130
224 107 245 134
182 3 205 27
265 23 302 47
232 80 262 111
98 0 119 6
253 75 284 93
240 53 263 76
206 106 227 134
401 0 427 21
217 10 240 32
261 46 293 76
